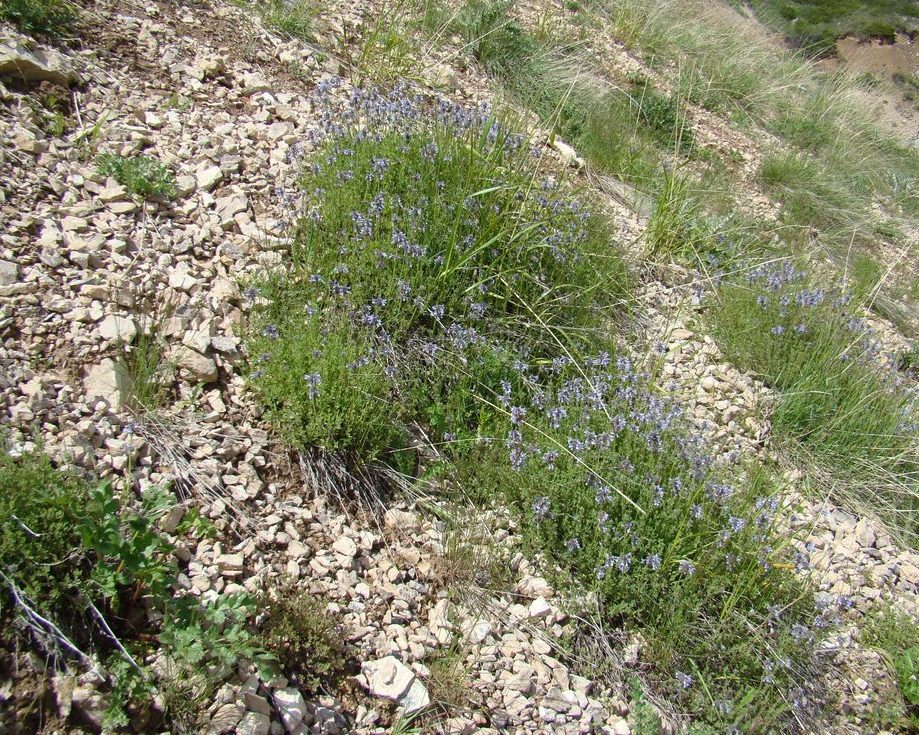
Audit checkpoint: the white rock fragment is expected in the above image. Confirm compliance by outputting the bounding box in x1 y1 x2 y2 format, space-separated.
196 165 223 191
83 359 131 410
235 711 270 735
98 314 137 342
0 38 80 85
528 596 552 619
552 138 585 169
0 260 19 286
168 344 218 382
332 536 358 558
361 656 430 715
854 518 876 549
273 687 307 731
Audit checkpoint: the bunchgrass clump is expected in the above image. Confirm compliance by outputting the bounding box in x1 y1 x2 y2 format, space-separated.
245 84 829 731
122 325 174 412
758 149 873 248
646 169 707 260
708 262 919 540
97 153 176 201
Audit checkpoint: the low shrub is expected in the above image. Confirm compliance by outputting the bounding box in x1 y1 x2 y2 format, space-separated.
260 586 351 692
628 78 694 151
452 351 828 731
244 84 630 471
97 153 176 200
745 0 918 57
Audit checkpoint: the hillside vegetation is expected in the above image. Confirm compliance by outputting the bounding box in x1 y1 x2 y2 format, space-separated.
0 0 918 733
742 0 919 55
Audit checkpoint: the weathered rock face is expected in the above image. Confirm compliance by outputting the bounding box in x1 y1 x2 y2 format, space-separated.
0 39 79 86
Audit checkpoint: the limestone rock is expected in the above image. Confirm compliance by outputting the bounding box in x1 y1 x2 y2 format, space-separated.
0 38 80 85
83 358 131 410
854 519 876 549
332 536 358 558
0 260 19 287
361 656 430 714
236 711 270 735
168 344 218 382
209 703 244 734
552 138 584 169
273 687 307 731
197 165 224 191
98 314 137 342
71 684 106 730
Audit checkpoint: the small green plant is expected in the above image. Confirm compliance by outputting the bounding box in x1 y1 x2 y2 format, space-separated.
456 0 538 77
427 647 470 709
174 506 217 539
165 93 191 111
77 482 175 607
103 656 152 729
160 594 274 677
260 585 350 692
75 111 108 160
862 604 919 728
97 153 176 200
339 5 422 87
0 450 273 732
628 676 664 735
27 91 72 137
0 0 76 37
628 78 693 151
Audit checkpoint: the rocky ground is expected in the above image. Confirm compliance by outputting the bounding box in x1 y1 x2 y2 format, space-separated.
1 0 918 733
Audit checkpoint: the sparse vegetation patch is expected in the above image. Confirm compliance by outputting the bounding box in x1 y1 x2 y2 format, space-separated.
97 153 177 200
